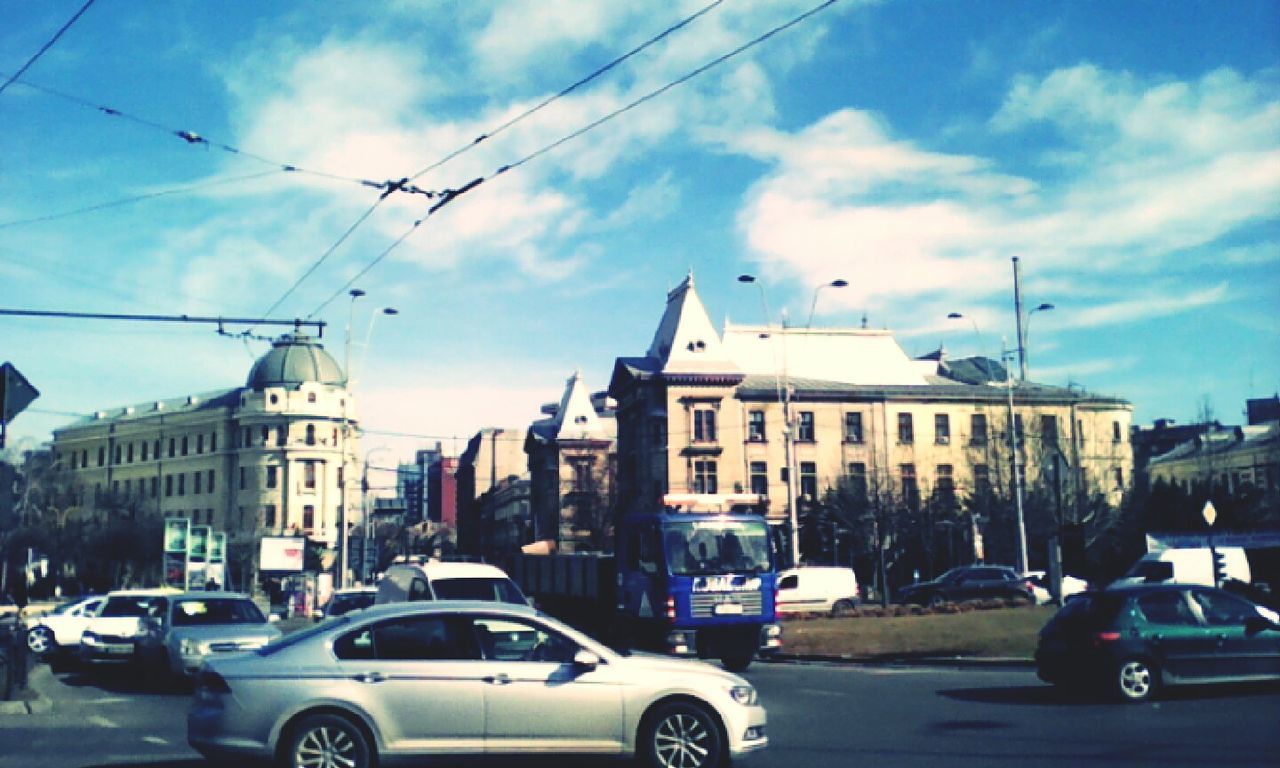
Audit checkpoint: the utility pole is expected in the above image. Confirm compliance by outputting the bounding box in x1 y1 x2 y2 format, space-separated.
1012 257 1028 382
1004 342 1029 574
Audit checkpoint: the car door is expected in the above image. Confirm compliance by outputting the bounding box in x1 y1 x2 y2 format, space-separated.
1133 590 1217 680
1189 589 1280 679
469 615 625 753
331 615 487 754
57 597 104 646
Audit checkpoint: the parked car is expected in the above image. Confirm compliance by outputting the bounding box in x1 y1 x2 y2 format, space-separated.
137 592 281 681
313 587 378 621
896 565 1034 606
188 601 768 768
79 587 182 667
776 566 860 616
375 560 528 605
1036 583 1280 702
25 595 106 657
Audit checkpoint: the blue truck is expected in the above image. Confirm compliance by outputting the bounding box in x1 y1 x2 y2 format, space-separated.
504 494 781 671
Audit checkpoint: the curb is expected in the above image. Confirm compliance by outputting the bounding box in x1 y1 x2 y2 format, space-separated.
767 653 1036 668
0 661 53 716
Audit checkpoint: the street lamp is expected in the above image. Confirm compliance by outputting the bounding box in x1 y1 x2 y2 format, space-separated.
736 273 800 568
1002 340 1030 575
946 311 993 382
1023 303 1055 381
337 289 365 589
806 279 848 328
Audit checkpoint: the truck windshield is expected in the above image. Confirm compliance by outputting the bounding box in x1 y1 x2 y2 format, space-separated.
664 519 771 576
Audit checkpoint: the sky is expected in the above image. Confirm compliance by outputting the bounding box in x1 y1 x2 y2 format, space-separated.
2 0 1278 465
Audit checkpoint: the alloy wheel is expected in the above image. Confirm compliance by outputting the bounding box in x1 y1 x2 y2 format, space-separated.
289 715 369 768
27 626 53 655
1117 660 1155 702
651 707 719 768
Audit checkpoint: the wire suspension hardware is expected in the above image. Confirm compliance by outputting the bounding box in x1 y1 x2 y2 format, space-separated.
0 308 325 338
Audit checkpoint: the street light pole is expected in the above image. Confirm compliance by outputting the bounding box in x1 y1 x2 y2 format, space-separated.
361 446 393 585
806 279 848 328
1003 341 1029 574
337 289 365 589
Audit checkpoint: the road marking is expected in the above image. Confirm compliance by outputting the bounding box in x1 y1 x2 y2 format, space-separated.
88 715 118 729
85 697 130 705
142 736 168 745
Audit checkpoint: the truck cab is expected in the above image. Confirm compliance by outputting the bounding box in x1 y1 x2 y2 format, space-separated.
616 494 780 671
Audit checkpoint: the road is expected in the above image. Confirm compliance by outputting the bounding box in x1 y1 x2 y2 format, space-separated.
2 658 1279 768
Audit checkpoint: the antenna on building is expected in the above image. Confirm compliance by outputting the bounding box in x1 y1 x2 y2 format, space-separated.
860 312 868 329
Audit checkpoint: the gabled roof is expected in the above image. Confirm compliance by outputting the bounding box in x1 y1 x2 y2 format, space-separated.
551 370 609 441
645 273 741 376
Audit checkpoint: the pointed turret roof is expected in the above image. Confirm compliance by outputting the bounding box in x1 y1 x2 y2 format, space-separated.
645 273 741 376
551 370 608 441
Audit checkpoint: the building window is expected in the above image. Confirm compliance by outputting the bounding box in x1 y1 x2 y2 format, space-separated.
277 426 287 447
239 467 247 490
165 474 173 497
261 426 270 445
799 461 818 501
970 414 988 447
264 504 276 528
693 460 718 494
572 459 592 492
308 392 317 404
797 411 815 442
178 473 186 496
127 443 134 463
207 469 215 493
113 445 122 465
150 477 158 498
935 414 950 445
1014 414 1025 446
845 412 864 443
974 464 990 495
750 461 768 496
900 463 918 508
936 464 955 498
195 434 203 454
303 505 315 530
266 466 278 489
847 462 867 496
897 413 914 444
693 409 717 443
112 479 119 496
181 436 189 456
304 461 317 490
1041 415 1058 446
1113 421 1123 443
169 438 176 458
141 442 148 462
1114 467 1124 489
153 439 160 459
210 432 217 453
81 450 88 469
748 410 766 441
194 472 203 495
306 424 317 446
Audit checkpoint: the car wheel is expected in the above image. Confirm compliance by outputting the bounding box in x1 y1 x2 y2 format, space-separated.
831 599 856 616
1114 659 1158 703
285 713 373 768
27 626 54 655
641 701 725 768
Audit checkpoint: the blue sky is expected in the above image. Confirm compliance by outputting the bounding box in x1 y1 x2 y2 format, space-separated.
2 0 1278 460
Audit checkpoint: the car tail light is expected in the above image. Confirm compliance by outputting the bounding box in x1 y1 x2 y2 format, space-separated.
666 597 677 621
1092 631 1121 646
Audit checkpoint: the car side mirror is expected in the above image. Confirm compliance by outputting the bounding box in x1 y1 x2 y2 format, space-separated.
572 649 601 670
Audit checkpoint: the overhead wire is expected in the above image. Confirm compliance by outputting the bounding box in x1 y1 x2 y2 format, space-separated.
301 0 841 318
0 169 284 229
2 76 403 191
0 0 98 98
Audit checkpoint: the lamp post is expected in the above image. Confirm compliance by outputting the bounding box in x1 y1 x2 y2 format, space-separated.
361 445 394 585
806 279 848 328
1023 303 1054 381
737 274 800 567
946 311 993 382
337 289 365 589
1002 340 1029 575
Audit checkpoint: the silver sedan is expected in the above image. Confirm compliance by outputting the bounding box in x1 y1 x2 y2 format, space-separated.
189 600 767 768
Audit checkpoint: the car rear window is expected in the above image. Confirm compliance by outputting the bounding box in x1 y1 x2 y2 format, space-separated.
257 616 351 656
101 596 156 617
432 577 526 604
1042 593 1122 633
172 599 266 626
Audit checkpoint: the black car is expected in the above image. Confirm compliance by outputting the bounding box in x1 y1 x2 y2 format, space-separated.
895 565 1034 606
1036 583 1280 702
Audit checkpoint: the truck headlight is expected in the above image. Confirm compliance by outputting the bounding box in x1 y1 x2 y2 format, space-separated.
728 685 757 706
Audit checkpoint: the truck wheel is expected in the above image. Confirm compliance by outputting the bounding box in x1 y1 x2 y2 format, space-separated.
721 653 752 673
640 701 724 768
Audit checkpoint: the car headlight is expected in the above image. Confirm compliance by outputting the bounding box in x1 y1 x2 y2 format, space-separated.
728 684 758 706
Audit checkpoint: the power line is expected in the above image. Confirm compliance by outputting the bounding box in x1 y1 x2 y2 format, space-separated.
0 169 284 230
406 0 726 183
0 308 325 335
2 76 402 190
0 0 97 98
301 0 841 311
260 2 728 324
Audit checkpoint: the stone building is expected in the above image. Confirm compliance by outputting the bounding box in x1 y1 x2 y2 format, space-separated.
608 274 1134 558
50 333 362 567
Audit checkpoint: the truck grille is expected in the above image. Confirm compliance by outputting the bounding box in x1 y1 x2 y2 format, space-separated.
690 592 764 618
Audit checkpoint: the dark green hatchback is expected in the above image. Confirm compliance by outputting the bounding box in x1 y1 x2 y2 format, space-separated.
1035 583 1280 702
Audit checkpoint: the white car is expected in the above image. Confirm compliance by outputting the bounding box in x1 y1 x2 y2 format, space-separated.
80 587 182 666
25 595 106 656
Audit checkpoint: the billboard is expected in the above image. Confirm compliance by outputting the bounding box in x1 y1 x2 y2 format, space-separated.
164 518 190 554
189 525 211 563
260 536 306 572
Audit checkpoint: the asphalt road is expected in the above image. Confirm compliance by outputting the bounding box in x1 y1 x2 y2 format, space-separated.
2 658 1279 768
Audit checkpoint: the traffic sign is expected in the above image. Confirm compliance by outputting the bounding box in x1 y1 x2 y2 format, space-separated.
0 362 39 422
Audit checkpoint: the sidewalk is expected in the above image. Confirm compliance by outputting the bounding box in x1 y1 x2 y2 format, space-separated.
0 661 53 715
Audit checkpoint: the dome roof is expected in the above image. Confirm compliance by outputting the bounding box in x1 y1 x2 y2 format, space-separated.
246 333 345 390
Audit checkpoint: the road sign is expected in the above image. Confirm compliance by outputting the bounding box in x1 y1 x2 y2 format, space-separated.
1 362 40 447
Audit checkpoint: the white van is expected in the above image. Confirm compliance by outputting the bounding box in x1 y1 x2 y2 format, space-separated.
776 566 860 616
1116 547 1251 588
376 560 528 605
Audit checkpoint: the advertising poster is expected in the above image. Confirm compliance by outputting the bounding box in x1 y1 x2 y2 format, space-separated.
163 552 187 589
164 518 190 554
259 536 306 572
210 532 226 563
189 525 211 563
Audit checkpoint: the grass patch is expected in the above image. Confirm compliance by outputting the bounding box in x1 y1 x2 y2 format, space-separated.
780 604 1056 659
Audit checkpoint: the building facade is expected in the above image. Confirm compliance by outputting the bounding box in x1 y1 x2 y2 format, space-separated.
608 274 1134 558
50 334 362 562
